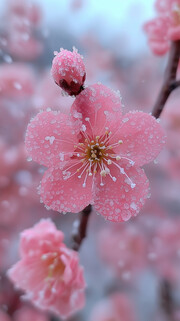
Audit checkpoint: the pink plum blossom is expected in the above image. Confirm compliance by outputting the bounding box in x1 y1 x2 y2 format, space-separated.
25 83 165 222
51 48 86 96
89 293 137 321
5 0 43 60
98 224 147 280
7 219 85 319
0 141 26 181
8 35 43 61
148 218 180 282
8 0 42 26
143 16 170 55
144 0 180 55
0 63 34 98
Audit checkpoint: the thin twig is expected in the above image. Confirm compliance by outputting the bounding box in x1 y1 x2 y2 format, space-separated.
160 279 176 321
152 40 180 119
72 204 92 251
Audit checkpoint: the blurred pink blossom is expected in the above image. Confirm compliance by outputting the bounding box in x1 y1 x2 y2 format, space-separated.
144 0 180 55
144 16 170 55
0 64 35 98
8 0 42 26
89 293 137 321
98 224 147 280
5 0 43 60
0 141 27 180
148 218 180 281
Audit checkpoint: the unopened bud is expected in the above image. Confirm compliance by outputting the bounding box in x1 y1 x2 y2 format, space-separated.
51 47 86 96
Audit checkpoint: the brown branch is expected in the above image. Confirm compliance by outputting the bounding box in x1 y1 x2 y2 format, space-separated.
71 204 92 251
160 279 176 321
152 40 180 119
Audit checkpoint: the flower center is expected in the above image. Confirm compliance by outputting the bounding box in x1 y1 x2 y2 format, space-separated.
62 128 136 189
41 252 65 279
86 137 106 163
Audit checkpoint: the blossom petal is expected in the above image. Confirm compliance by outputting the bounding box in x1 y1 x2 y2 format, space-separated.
20 219 64 257
113 111 165 166
94 166 149 222
40 164 93 213
71 83 122 135
8 258 48 295
25 111 80 167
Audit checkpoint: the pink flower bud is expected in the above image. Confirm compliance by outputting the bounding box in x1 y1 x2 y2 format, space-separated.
51 47 86 96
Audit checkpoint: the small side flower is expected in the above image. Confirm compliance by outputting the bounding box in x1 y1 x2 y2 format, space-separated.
143 0 180 55
7 219 86 319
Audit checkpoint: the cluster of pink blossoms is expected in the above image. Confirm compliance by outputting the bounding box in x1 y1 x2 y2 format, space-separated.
25 48 165 222
144 0 180 55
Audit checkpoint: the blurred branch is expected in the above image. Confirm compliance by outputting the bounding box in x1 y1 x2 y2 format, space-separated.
0 274 22 316
170 79 180 90
71 204 92 251
160 279 176 321
152 40 180 119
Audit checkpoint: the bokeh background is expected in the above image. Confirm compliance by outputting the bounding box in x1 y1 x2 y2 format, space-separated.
0 0 180 320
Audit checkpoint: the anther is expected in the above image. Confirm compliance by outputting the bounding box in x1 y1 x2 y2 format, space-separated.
100 170 107 177
131 183 136 189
